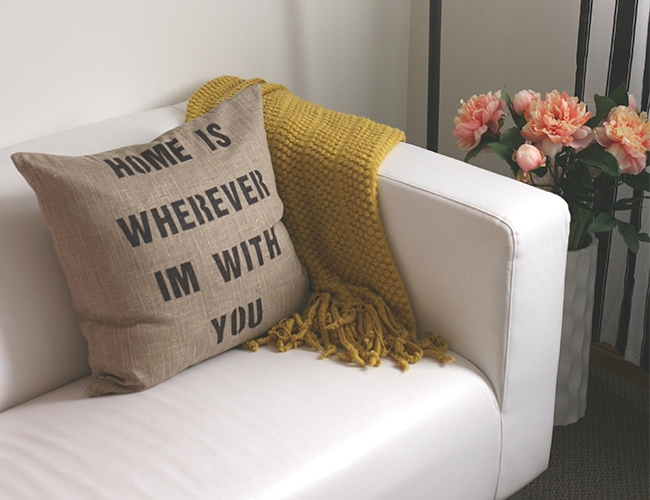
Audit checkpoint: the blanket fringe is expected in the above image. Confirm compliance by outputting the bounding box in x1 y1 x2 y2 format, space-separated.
242 293 453 370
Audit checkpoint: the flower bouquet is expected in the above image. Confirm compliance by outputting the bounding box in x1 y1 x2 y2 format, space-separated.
452 84 650 252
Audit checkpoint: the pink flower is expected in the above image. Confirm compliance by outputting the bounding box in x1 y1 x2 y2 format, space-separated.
512 89 540 115
515 143 545 172
594 106 650 175
521 90 593 156
452 91 506 151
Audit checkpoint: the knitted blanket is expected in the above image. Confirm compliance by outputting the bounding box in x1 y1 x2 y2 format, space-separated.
186 76 452 370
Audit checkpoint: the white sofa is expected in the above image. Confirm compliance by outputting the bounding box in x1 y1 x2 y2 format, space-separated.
0 101 569 500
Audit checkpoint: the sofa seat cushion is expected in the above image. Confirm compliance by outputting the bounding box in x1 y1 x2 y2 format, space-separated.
0 348 501 500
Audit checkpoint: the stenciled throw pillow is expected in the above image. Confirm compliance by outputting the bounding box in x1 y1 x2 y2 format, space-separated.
12 85 309 396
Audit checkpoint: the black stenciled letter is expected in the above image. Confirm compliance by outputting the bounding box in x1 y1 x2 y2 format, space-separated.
247 298 263 328
151 205 179 239
212 247 242 283
211 315 226 343
171 199 196 231
187 195 211 225
166 138 193 162
104 157 134 178
204 187 230 218
116 212 153 247
263 227 281 259
247 235 264 266
207 124 231 147
231 306 246 336
251 170 271 198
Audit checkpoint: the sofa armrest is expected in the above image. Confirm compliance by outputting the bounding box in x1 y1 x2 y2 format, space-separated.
378 142 570 498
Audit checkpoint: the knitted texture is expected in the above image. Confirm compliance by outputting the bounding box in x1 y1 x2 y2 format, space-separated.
186 76 452 369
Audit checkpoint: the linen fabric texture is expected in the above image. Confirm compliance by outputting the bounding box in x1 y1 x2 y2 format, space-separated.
186 76 452 370
12 86 309 396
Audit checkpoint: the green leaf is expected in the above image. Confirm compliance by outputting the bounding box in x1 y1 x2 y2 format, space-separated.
511 113 527 130
499 127 525 149
589 212 617 233
576 145 620 177
586 213 648 254
616 220 640 254
608 82 629 106
463 134 499 163
609 195 647 212
532 166 548 178
587 94 616 128
464 147 480 163
573 162 597 189
622 171 650 191
487 142 518 169
502 86 513 110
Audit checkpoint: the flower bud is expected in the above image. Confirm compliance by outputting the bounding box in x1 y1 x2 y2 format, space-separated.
628 93 637 111
515 143 545 172
512 89 540 115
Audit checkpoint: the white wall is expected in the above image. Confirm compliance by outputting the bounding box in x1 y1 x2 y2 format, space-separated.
1 0 580 164
438 0 581 176
0 1 412 149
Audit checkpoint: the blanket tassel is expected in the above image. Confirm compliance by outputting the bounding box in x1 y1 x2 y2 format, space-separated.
242 293 453 370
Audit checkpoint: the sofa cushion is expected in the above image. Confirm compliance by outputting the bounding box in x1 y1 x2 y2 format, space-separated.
11 86 309 396
0 347 501 500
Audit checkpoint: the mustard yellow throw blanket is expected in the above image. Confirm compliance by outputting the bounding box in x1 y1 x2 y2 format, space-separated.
186 76 452 370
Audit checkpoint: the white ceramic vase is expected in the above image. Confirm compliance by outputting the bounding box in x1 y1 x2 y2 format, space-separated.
554 237 598 426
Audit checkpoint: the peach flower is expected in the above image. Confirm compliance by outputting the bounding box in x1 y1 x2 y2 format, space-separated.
521 90 593 157
512 89 540 115
452 91 506 151
515 143 545 172
594 105 650 175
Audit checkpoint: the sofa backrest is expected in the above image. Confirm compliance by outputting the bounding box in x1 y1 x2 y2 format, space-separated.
0 104 187 411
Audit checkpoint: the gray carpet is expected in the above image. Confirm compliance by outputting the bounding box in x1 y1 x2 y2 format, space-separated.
521 366 649 499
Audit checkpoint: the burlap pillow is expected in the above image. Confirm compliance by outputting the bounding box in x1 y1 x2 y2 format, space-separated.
12 86 309 396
